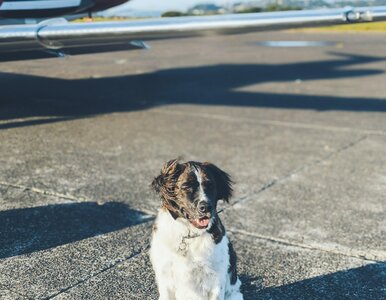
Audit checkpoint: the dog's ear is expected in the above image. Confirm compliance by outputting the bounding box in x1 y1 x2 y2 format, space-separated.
151 158 181 198
203 162 233 202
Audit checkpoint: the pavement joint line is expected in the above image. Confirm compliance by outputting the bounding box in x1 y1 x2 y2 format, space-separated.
151 109 386 136
0 181 89 202
44 249 148 300
228 228 385 262
140 208 157 216
0 137 370 242
223 135 368 210
0 116 62 125
0 180 159 219
0 131 375 288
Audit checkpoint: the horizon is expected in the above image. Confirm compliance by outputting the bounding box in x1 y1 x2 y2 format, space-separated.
119 0 229 12
108 0 382 14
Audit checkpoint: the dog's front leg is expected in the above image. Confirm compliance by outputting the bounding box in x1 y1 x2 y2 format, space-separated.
175 289 203 300
155 275 175 300
208 281 226 300
152 257 176 300
158 287 175 300
154 271 176 300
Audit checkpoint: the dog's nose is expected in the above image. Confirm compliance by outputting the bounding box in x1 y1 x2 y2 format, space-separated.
198 201 212 213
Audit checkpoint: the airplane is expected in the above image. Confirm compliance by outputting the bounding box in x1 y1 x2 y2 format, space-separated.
1 0 386 61
0 0 128 18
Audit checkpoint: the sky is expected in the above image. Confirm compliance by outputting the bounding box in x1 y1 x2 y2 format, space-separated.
122 0 235 12
107 0 351 15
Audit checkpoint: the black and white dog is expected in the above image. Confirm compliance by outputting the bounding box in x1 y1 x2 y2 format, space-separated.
150 159 243 300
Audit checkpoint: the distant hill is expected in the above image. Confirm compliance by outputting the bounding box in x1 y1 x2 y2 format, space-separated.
188 4 228 15
99 7 161 18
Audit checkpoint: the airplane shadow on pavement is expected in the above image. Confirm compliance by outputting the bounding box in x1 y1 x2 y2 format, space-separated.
241 261 386 300
0 201 152 259
0 52 386 130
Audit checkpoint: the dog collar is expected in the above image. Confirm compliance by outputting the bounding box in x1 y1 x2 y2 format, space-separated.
178 231 200 256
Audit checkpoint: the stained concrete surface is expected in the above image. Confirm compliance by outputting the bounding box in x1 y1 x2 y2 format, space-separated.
0 31 385 299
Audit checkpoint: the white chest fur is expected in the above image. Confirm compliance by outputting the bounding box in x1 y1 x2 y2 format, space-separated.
150 209 243 300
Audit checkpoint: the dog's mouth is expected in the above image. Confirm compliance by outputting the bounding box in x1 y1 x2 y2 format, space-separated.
182 209 211 229
190 217 211 229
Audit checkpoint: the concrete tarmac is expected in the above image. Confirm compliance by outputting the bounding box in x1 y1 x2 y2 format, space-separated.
0 30 385 299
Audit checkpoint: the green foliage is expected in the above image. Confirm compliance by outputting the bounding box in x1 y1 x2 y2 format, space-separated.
161 11 187 17
265 4 301 12
237 7 262 14
234 4 300 14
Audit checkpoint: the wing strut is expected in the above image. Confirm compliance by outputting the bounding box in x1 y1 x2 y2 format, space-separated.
1 6 386 59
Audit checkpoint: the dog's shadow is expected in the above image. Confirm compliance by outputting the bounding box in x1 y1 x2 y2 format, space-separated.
240 274 264 299
0 201 153 259
241 262 386 300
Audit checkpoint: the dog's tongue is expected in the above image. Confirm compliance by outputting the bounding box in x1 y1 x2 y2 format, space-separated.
197 217 210 227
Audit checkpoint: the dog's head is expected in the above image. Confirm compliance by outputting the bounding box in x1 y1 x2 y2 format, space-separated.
152 159 233 229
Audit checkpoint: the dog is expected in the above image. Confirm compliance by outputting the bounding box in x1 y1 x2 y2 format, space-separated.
150 159 243 300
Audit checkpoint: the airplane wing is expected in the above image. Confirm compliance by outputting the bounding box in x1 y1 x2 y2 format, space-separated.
1 5 386 61
0 0 128 18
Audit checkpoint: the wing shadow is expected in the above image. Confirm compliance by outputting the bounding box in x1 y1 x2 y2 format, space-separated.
0 52 385 130
241 262 386 300
0 201 152 259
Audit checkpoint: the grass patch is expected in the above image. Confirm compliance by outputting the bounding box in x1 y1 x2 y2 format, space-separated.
71 17 143 23
300 21 386 32
71 17 386 32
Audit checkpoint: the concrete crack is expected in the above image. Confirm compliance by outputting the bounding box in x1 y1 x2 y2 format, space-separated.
44 248 148 299
228 228 385 262
223 135 368 210
0 181 89 202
